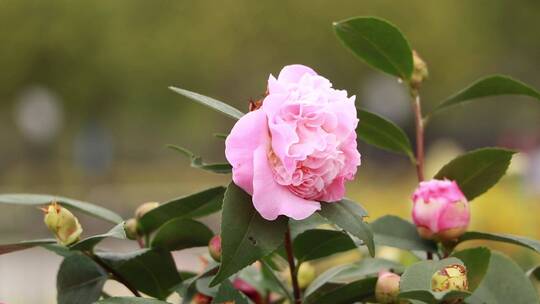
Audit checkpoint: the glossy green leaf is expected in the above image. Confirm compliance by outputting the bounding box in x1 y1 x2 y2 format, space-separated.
334 17 413 79
305 258 402 297
95 298 170 304
97 249 181 299
458 231 540 254
399 290 470 304
0 238 56 255
293 229 356 262
319 199 374 256
210 183 288 287
167 144 232 174
169 86 244 120
400 257 465 304
357 109 414 160
289 213 329 238
212 279 250 304
0 194 122 224
304 277 377 304
70 223 126 251
466 252 539 304
138 186 225 233
57 253 107 304
371 215 437 252
150 218 213 251
452 247 491 290
433 75 540 115
434 148 516 200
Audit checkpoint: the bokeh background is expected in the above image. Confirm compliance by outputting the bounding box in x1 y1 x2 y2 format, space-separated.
1 1 540 302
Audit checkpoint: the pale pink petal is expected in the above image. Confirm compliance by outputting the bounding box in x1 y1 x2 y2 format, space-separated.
225 109 269 194
252 143 320 220
277 64 317 84
438 201 470 231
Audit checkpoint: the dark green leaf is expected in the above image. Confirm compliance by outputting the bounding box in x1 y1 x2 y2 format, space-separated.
57 253 107 304
466 252 539 304
452 247 491 291
304 277 377 304
167 144 232 174
293 229 356 262
95 298 170 304
400 257 463 293
334 17 413 79
526 265 540 281
169 86 245 120
0 238 56 255
260 260 294 302
371 215 437 252
97 249 181 299
399 290 470 304
357 109 414 160
212 279 250 304
305 258 402 297
150 218 213 251
434 148 516 200
210 183 287 287
433 75 540 114
70 223 126 251
289 213 329 238
319 199 374 256
138 186 225 233
0 194 122 224
458 231 540 254
196 275 220 297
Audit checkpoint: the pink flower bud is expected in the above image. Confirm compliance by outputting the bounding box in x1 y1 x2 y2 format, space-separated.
375 271 401 304
190 293 212 304
208 235 222 262
233 278 263 304
412 179 470 241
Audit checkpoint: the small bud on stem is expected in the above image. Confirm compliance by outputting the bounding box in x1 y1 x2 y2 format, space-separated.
43 201 83 246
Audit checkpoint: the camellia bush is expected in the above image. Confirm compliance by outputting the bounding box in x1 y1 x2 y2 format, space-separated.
2 16 540 304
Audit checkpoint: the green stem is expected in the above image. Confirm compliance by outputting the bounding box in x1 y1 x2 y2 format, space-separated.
284 226 301 304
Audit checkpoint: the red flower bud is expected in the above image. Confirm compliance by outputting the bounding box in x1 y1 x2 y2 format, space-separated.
208 235 222 262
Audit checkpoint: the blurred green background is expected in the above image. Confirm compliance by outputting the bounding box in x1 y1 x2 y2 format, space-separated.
1 0 540 302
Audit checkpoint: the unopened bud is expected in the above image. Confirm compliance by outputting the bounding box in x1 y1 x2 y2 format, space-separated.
297 262 316 289
233 278 263 304
191 293 212 304
431 264 468 292
135 202 159 219
208 235 222 262
410 50 429 88
412 179 470 242
375 271 401 304
124 218 138 240
43 202 83 246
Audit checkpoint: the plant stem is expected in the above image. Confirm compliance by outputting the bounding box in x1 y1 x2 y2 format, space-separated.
85 251 142 297
284 226 301 304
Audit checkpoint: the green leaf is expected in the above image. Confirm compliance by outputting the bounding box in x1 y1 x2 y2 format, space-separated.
70 223 126 251
138 186 225 233
452 247 491 291
0 238 56 255
169 86 245 120
357 109 414 160
433 75 540 115
151 218 213 251
400 257 463 291
305 258 403 297
319 199 374 256
458 231 540 254
210 183 288 287
371 215 437 252
526 265 540 281
167 144 232 174
289 213 329 238
333 17 413 79
434 148 516 200
95 298 170 304
57 253 108 304
304 277 377 304
399 290 471 304
97 249 181 299
212 279 250 304
0 193 122 224
466 252 539 304
293 229 356 262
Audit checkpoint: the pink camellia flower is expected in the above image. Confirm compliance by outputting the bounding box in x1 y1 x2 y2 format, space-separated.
412 179 470 241
225 64 360 220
